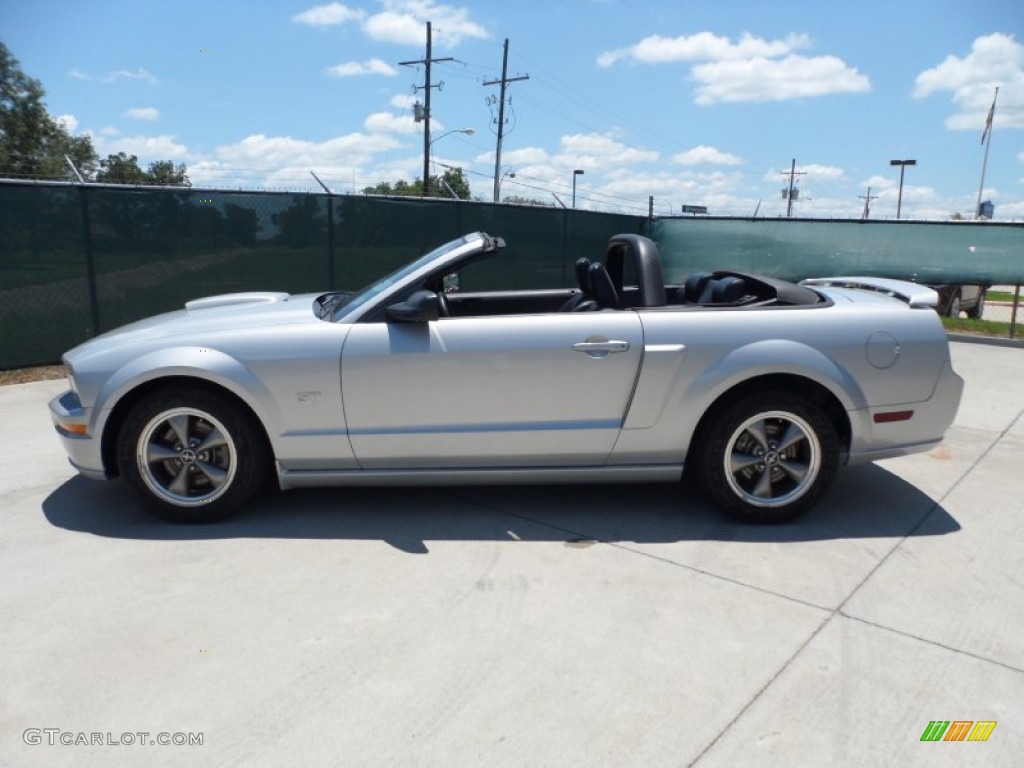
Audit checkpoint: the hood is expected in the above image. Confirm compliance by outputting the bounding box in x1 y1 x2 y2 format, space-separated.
76 292 324 350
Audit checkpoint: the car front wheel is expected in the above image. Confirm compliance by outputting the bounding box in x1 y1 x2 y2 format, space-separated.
697 392 840 523
118 388 269 523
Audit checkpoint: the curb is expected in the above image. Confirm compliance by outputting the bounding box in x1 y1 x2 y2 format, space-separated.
947 332 1024 349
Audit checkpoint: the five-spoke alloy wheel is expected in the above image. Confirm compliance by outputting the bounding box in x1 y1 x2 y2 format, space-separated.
119 388 268 523
697 391 840 523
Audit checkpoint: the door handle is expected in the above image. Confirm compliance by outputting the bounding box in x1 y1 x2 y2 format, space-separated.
572 340 630 356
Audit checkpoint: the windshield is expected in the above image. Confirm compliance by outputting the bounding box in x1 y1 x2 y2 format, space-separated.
331 234 481 320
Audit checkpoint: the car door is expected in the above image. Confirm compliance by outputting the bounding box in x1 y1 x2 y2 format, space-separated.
341 311 644 469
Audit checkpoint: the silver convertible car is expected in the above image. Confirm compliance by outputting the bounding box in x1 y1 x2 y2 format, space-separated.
50 232 963 524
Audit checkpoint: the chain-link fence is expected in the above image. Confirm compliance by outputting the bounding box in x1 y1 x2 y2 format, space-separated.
0 180 645 369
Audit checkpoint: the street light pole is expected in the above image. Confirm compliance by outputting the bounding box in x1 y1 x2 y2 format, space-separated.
427 128 475 195
572 169 584 208
889 159 916 219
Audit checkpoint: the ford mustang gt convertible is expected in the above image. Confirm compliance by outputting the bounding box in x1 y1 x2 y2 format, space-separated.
50 232 963 524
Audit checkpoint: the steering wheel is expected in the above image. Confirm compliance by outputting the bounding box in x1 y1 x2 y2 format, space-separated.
436 290 450 317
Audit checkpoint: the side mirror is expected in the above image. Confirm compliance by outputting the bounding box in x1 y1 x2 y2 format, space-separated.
385 290 440 323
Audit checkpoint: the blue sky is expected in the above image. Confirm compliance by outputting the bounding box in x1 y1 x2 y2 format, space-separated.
2 0 1023 219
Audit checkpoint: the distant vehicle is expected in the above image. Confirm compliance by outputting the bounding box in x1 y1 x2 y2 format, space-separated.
50 233 963 525
932 285 987 319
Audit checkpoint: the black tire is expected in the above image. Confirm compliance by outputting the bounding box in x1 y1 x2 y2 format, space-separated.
967 290 985 320
118 387 270 523
695 391 840 524
945 291 961 318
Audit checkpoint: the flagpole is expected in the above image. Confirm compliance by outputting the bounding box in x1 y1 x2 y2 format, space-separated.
976 86 999 219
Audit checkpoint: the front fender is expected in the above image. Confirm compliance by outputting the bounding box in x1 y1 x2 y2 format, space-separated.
91 347 283 442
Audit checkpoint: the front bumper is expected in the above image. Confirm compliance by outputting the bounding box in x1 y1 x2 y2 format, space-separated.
48 390 108 480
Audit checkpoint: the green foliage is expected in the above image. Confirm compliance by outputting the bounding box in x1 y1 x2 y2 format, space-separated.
96 152 148 184
502 195 553 206
0 42 98 181
940 315 1014 337
96 153 190 186
363 167 472 200
1 43 186 185
147 159 190 187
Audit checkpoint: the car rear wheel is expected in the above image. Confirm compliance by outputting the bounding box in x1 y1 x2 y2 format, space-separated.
696 392 840 523
945 291 961 318
118 388 269 523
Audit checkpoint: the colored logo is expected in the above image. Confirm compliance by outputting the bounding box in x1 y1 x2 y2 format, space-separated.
920 721 997 742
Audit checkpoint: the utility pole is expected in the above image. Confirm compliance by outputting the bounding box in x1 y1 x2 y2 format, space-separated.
780 158 806 217
859 186 878 220
400 21 453 197
483 39 529 202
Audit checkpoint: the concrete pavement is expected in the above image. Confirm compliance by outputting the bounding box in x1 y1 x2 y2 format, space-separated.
2 341 1022 767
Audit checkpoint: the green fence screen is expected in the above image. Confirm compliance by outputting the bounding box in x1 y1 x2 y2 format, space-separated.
0 181 643 368
3 181 1022 369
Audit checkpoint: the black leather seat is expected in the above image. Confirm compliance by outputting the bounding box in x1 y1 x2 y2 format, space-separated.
560 257 598 311
588 262 620 309
684 272 713 303
711 276 747 303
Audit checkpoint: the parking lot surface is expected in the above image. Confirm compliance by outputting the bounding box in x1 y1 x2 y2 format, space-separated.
2 341 1022 767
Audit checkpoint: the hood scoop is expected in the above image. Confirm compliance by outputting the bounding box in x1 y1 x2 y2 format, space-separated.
185 292 291 312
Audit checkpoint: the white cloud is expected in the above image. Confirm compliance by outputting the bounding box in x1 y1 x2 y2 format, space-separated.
475 146 551 167
123 107 160 121
325 59 397 77
292 2 364 27
364 111 420 134
861 174 896 190
93 134 188 160
598 32 810 68
799 163 846 181
389 94 418 109
214 132 402 168
55 114 78 133
558 133 659 168
68 68 91 80
761 163 845 185
103 67 159 85
363 1 488 47
914 33 1024 131
692 55 870 104
672 145 742 166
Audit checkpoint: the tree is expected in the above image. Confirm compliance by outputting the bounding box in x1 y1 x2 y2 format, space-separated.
0 42 98 180
96 152 148 184
147 159 190 187
95 153 190 186
362 167 472 199
502 195 553 206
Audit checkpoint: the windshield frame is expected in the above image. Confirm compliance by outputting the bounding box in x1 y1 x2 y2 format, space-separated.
331 233 488 322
